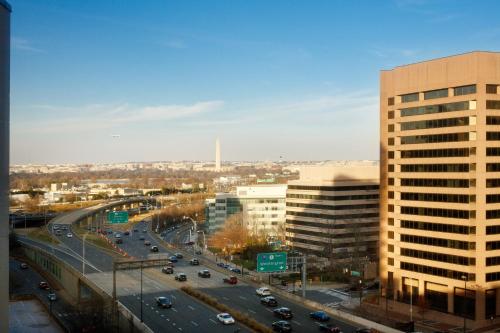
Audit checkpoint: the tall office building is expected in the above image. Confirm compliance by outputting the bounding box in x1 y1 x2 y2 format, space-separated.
285 164 379 269
0 1 10 331
215 138 221 172
380 51 500 327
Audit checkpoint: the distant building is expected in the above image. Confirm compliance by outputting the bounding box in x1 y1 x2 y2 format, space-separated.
285 164 379 269
205 185 287 237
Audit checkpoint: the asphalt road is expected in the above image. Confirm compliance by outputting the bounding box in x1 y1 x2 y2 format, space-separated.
115 220 361 333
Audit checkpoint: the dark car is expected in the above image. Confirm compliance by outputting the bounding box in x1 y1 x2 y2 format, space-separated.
223 276 238 284
273 307 293 319
150 245 159 252
320 324 342 333
169 256 178 263
217 262 225 268
39 281 49 290
156 296 172 308
355 329 371 333
190 258 199 265
198 270 211 278
175 273 187 281
272 320 292 332
174 253 183 259
162 266 174 274
124 230 130 236
144 240 151 246
261 296 278 307
133 228 138 232
230 267 241 274
115 238 123 244
20 263 28 269
195 250 202 255
310 311 330 322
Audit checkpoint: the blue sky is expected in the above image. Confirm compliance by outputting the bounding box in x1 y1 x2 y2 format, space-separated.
9 0 500 164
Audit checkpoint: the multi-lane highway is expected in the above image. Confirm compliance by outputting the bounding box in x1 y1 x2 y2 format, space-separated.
32 202 366 333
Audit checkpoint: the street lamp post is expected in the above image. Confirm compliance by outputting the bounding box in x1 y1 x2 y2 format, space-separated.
82 233 88 276
461 275 468 333
359 279 363 307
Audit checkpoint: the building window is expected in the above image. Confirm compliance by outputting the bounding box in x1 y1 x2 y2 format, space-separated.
400 164 469 173
388 151 395 159
487 116 500 125
388 97 395 106
401 132 469 145
388 110 394 119
388 204 394 212
388 124 394 132
487 132 500 141
401 148 469 158
388 191 394 199
401 234 475 250
388 231 394 239
487 100 500 109
388 218 394 226
400 192 471 203
388 178 394 185
424 88 448 100
400 117 469 131
401 220 475 234
401 93 419 103
388 257 394 266
401 206 472 219
388 164 394 172
388 244 394 252
487 179 500 188
487 147 500 156
400 178 469 188
401 262 475 281
401 248 475 266
454 85 476 96
388 137 394 146
400 101 470 117
487 84 498 94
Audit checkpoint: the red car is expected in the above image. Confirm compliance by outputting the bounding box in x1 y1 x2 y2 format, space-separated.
39 281 49 290
223 276 238 285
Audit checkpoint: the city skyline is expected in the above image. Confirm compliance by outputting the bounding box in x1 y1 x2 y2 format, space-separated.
10 0 500 164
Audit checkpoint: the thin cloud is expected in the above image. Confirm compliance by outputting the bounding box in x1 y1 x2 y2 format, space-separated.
163 40 187 49
12 37 45 53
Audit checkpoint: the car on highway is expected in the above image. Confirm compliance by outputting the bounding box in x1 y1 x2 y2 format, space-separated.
55 230 62 236
189 258 199 265
168 256 178 263
272 320 292 332
124 230 130 236
217 262 225 268
223 276 238 284
261 296 278 307
52 225 59 230
174 253 183 259
273 307 293 319
319 324 342 333
162 266 174 274
144 240 151 246
47 293 57 302
216 313 235 325
115 238 123 244
39 281 49 290
61 225 68 230
256 287 271 296
155 296 172 308
142 229 147 233
175 273 187 281
133 228 138 232
185 241 194 245
195 249 202 255
20 263 28 269
66 233 73 238
230 267 241 274
150 245 159 252
198 270 211 278
310 311 330 322
115 233 122 238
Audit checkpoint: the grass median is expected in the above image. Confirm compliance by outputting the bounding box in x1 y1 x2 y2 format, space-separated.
27 227 60 245
72 223 118 253
180 285 273 333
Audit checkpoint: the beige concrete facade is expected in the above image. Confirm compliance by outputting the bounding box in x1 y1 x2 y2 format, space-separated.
286 164 379 268
380 51 500 327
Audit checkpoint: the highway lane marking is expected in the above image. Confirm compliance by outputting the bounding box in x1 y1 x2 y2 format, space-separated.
171 308 178 312
238 296 247 300
265 308 273 313
161 314 165 317
222 296 229 300
178 328 182 331
191 321 198 327
292 320 302 326
187 305 195 311
209 319 217 324
248 309 256 314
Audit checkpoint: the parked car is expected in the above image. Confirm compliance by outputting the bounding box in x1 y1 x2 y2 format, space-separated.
144 240 151 246
162 266 174 274
310 311 330 322
272 320 292 332
189 258 199 265
156 296 172 308
47 293 57 302
223 276 238 284
174 253 183 259
150 245 159 252
175 273 187 281
216 313 235 325
20 263 28 269
169 256 178 263
319 324 342 333
39 281 49 290
66 233 73 238
195 250 202 255
261 296 278 307
273 307 293 319
217 262 225 268
198 270 211 278
256 287 271 296
55 230 62 236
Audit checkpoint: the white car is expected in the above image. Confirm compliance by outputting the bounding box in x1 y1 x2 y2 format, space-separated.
216 313 235 325
66 233 73 238
256 287 271 296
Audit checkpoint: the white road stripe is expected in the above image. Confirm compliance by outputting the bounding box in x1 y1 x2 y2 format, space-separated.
209 319 217 324
171 308 178 312
222 296 229 300
238 296 247 300
292 320 302 326
191 321 198 326
188 305 195 311
248 309 256 314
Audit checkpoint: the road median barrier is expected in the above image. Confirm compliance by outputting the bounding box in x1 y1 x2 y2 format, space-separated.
180 286 273 333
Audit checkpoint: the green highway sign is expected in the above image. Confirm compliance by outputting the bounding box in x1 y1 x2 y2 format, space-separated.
351 270 361 277
257 252 287 273
107 211 129 224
